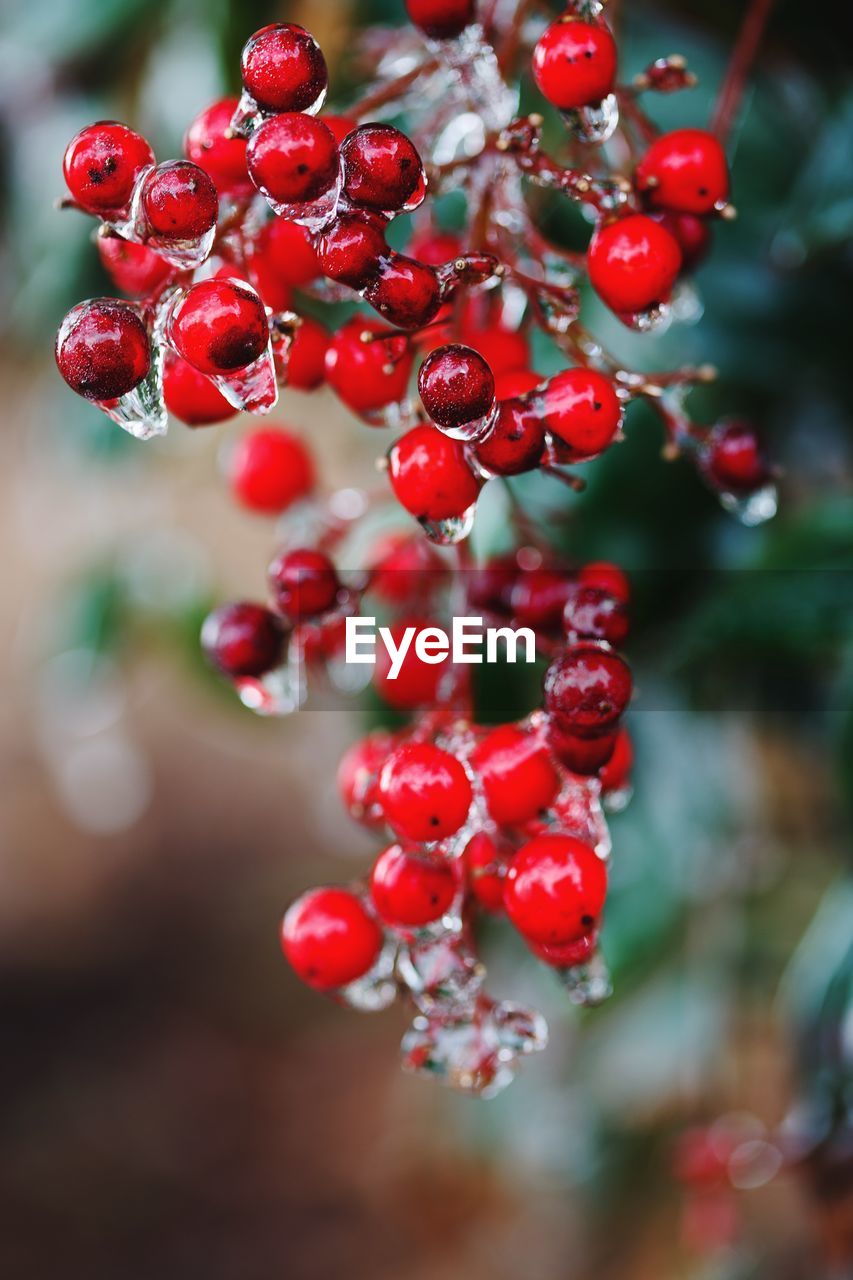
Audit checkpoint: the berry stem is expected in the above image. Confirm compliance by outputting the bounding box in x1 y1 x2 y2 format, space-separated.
348 58 440 116
711 0 777 144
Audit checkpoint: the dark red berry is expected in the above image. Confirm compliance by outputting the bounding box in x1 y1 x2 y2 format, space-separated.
184 98 251 196
140 160 218 240
504 834 607 945
96 233 172 297
287 316 330 391
315 211 388 288
268 548 340 620
463 833 506 913
241 23 328 115
201 601 284 677
370 844 457 927
251 217 320 292
587 214 682 315
510 567 573 628
701 421 770 494
247 113 339 208
541 368 622 461
544 644 632 737
169 278 268 375
599 727 633 794
653 210 712 272
405 0 476 39
530 930 598 968
418 344 495 431
63 121 154 215
471 725 559 825
579 561 630 603
281 887 382 991
562 583 629 646
364 254 441 330
388 424 481 522
637 129 729 216
547 725 618 776
377 741 472 842
56 299 150 401
325 318 413 415
340 124 426 213
228 427 315 513
532 17 617 110
475 397 545 475
163 350 237 425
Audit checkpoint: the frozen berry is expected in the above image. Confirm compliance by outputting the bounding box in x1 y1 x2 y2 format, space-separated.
241 23 328 115
364 254 441 330
475 397 545 475
287 316 330 391
504 834 607 945
268 548 340 620
201 601 285 677
168 278 268 375
370 844 457 927
471 725 559 825
532 17 617 110
562 583 629 646
63 121 154 215
405 0 476 39
579 561 630 603
377 741 472 842
56 299 150 401
542 367 622 461
463 833 506 913
324 318 413 415
247 113 339 207
281 887 382 991
544 644 632 737
315 211 388 288
418 344 495 432
140 160 218 240
228 427 314 513
637 129 729 216
184 97 251 196
163 350 238 425
530 930 598 968
701 421 770 494
547 725 618 776
251 217 320 293
510 567 573 628
388 424 481 522
341 124 426 214
587 214 682 316
96 233 172 297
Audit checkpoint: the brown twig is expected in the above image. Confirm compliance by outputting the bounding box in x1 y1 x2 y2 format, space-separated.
711 0 777 144
348 57 440 117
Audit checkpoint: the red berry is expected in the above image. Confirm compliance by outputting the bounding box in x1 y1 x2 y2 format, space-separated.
388 424 481 522
459 321 529 376
337 731 396 822
405 0 476 39
184 98 251 196
377 741 472 842
251 217 320 292
542 367 622 461
287 316 330 391
510 567 573 628
562 583 629 646
653 210 712 272
599 727 633 794
409 228 463 265
96 233 172 297
530 931 598 968
701 421 770 494
322 114 359 144
463 833 506 913
504 834 607 945
532 17 617 110
467 555 519 614
373 618 449 710
579 561 630 603
494 369 542 400
475 397 545 475
364 254 441 330
544 644 632 737
268 548 340 620
168 278 268 376
63 121 154 215
247 113 339 207
56 298 150 401
367 532 446 603
241 23 328 115
370 844 457 927
587 214 682 315
547 725 618 776
341 124 426 214
281 887 382 991
471 725 559 825
201 601 285 677
418 344 495 432
637 129 729 216
325 318 414 415
163 350 237 425
315 211 388 288
140 160 218 240
228 427 314 513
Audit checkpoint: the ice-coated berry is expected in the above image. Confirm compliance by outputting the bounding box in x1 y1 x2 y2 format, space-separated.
405 0 476 39
471 725 559 826
544 644 632 737
184 97 251 195
340 124 426 213
315 211 388 288
504 834 608 945
599 727 633 795
96 233 172 298
250 217 320 292
140 160 218 240
475 393 545 476
587 214 682 316
637 129 729 216
463 833 506 913
562 583 629 646
388 424 481 522
532 17 617 110
268 548 340 620
163 350 238 425
228 427 314 513
324 318 413 416
579 561 630 603
201 601 285 677
701 421 770 494
418 344 495 431
63 121 154 215
377 741 473 842
370 844 457 927
241 23 328 115
246 113 339 207
168 278 268 376
364 254 441 330
56 299 150 401
541 367 622 461
281 887 382 991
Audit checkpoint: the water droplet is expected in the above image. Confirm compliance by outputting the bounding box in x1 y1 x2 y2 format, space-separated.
561 94 619 145
419 503 477 545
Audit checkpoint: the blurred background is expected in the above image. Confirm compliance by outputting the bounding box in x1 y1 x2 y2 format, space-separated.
1 0 852 1276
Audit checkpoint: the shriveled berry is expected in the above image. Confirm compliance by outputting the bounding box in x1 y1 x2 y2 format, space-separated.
96 233 172 297
370 844 457 927
364 254 441 330
63 121 154 215
637 128 729 216
562 583 629 646
463 833 506 913
340 124 425 213
201 601 284 677
315 211 388 288
378 741 472 842
587 214 682 315
532 17 617 110
701 421 770 494
163 350 237 425
287 316 330 390
418 344 495 431
324 318 413 415
475 397 545 475
169 278 268 376
405 0 476 39
542 368 622 461
268 548 339 620
471 725 559 825
56 299 150 401
228 427 314 513
504 834 607 945
544 644 632 737
140 160 218 240
388 424 481 522
247 113 339 207
241 23 328 115
184 98 251 195
281 887 382 991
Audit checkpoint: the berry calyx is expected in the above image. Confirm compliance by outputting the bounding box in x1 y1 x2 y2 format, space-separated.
228 427 314 513
370 844 457 927
542 367 622 461
246 113 339 207
315 211 388 288
504 834 607 945
139 160 218 240
340 124 426 214
364 254 441 330
96 233 172 298
184 98 251 196
168 278 268 376
201 601 285 677
471 726 559 826
63 121 154 215
418 344 495 433
281 887 382 991
377 741 473 842
268 548 340 620
405 0 476 40
240 23 328 115
587 214 682 316
543 644 632 737
636 128 730 216
163 350 238 425
532 17 617 111
388 424 482 522
56 299 150 401
324 318 413 415
701 421 770 494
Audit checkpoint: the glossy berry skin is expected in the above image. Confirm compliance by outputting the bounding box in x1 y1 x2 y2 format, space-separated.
370 844 457 928
562 583 629 646
542 368 622 461
579 561 630 604
56 299 150 402
201 601 284 677
247 113 339 206
228 427 314 513
378 742 472 842
388 425 481 522
268 548 339 620
340 124 425 213
599 727 633 795
410 228 463 266
588 215 682 315
405 0 476 39
324 319 413 415
96 233 172 297
532 17 617 110
287 317 330 391
463 833 506 913
184 98 251 196
163 351 238 425
530 930 598 968
364 255 441 331
241 23 328 115
510 568 573 628
475 397 545 475
504 834 607 945
547 724 618 776
494 369 543 400
281 887 382 991
315 211 388 288
653 211 712 272
544 644 632 737
63 121 154 215
169 278 268 376
418 344 495 431
373 619 448 710
252 218 320 292
637 129 729 216
702 421 770 494
140 160 218 240
471 726 559 826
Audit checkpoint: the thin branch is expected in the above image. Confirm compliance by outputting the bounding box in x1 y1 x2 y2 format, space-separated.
711 0 777 144
348 58 440 117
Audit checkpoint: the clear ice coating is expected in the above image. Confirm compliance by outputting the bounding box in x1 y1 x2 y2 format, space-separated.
419 503 478 545
108 165 216 271
339 939 399 1012
397 931 485 1013
97 312 167 440
235 659 305 716
719 483 778 527
556 951 613 1007
210 340 279 414
229 83 328 141
437 402 499 444
560 94 620 146
620 301 673 334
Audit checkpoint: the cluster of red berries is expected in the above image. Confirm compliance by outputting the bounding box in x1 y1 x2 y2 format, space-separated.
53 2 775 1093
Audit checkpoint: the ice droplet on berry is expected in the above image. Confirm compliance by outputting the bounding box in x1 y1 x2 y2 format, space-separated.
561 94 619 145
418 504 478 545
556 950 613 1007
719 482 779 526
